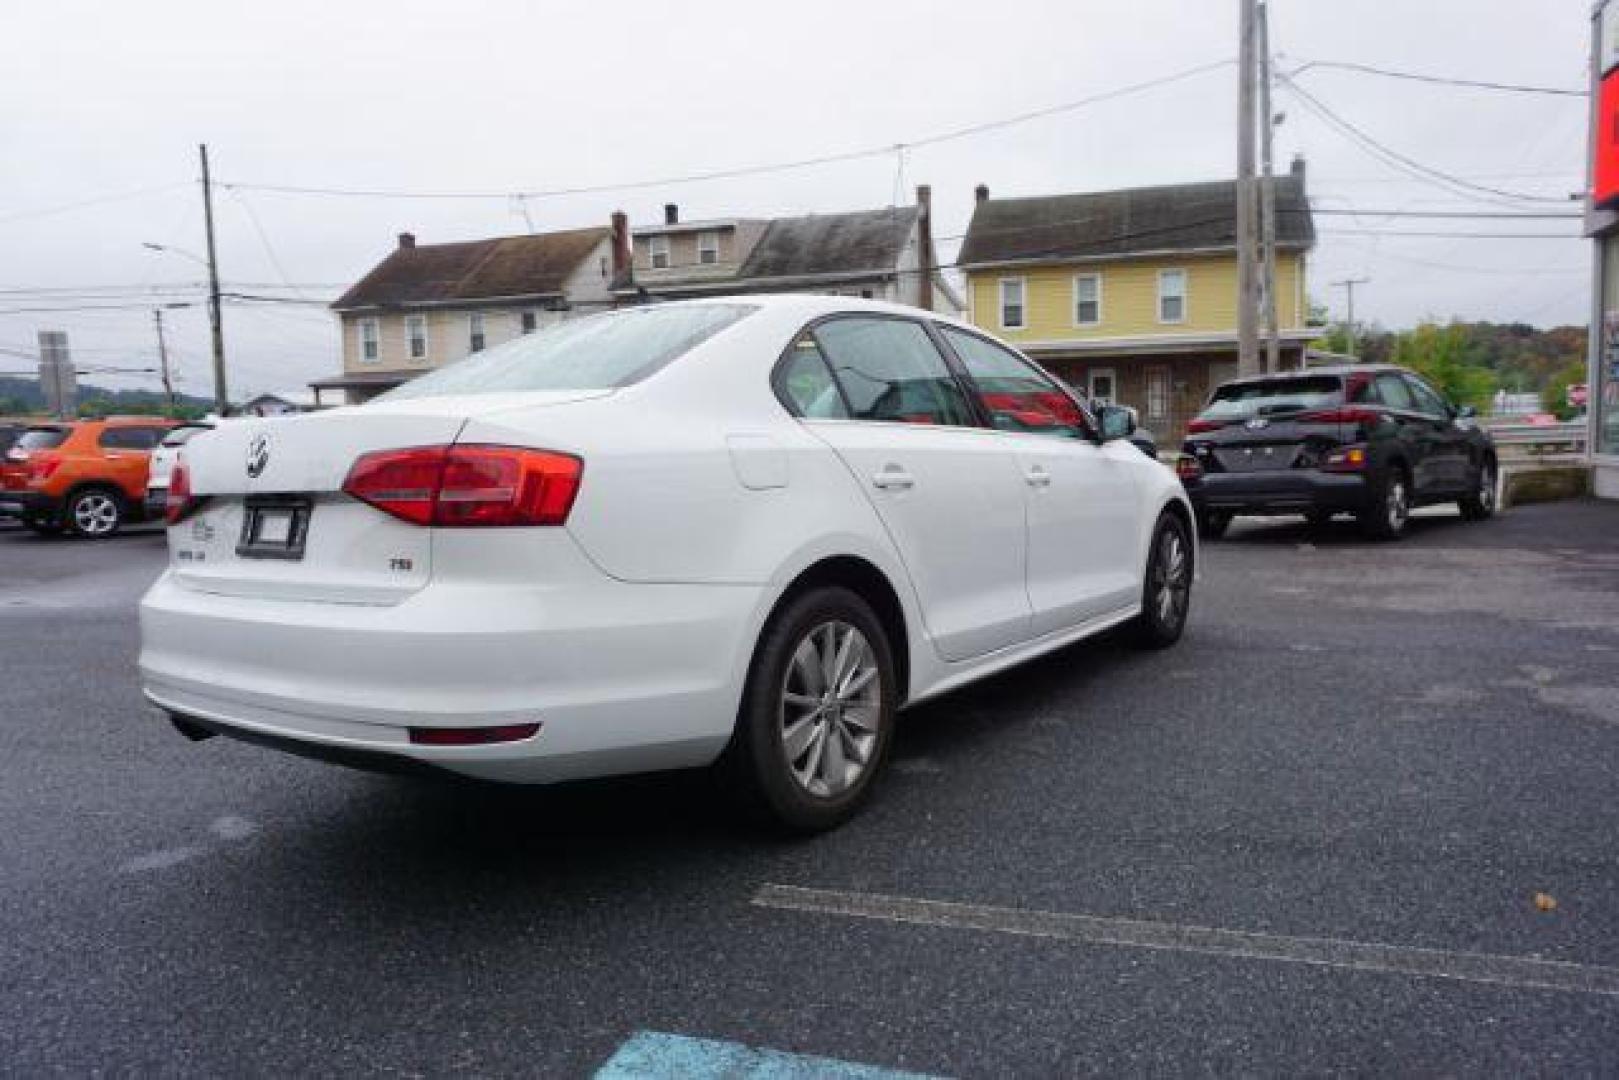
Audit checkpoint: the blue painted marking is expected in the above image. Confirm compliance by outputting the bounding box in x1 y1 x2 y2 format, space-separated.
595 1031 941 1079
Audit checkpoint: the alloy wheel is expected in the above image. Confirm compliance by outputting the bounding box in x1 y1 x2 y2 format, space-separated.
72 492 120 536
1152 526 1191 630
779 620 881 798
1386 478 1408 533
1479 464 1496 512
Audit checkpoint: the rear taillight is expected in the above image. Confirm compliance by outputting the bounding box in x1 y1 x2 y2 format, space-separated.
342 445 582 527
1296 407 1384 427
1322 446 1368 472
1186 418 1223 434
26 457 60 483
1175 454 1204 482
165 461 203 524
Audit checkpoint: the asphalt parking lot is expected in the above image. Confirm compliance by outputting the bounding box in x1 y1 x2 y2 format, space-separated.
3 502 1618 1075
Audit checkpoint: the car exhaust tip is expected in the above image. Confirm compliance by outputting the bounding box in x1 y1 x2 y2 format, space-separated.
168 716 217 742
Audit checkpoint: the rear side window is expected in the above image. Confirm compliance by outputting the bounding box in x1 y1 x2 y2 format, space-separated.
378 304 754 401
99 427 163 450
1200 376 1343 422
160 425 210 447
776 336 849 419
812 317 975 427
939 326 1086 438
16 427 69 451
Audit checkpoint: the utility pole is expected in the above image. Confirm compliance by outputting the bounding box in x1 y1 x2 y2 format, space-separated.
199 143 229 415
1257 0 1281 373
153 308 175 414
1236 0 1261 377
1332 277 1370 357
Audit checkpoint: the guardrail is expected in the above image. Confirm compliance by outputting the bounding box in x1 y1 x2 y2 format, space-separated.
1484 420 1587 460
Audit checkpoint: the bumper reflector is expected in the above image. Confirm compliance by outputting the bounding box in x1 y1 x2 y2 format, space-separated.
408 722 541 747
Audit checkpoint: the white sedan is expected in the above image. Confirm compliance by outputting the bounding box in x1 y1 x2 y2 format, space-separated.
139 296 1194 831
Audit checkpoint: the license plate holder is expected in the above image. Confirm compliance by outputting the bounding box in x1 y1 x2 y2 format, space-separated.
236 496 311 560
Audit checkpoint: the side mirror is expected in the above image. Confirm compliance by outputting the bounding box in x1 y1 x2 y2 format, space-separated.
1455 404 1476 419
1097 404 1135 442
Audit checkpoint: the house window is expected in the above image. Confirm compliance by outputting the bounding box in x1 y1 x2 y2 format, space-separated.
468 312 486 353
697 231 720 265
999 278 1026 330
1074 273 1102 327
406 314 427 360
1158 269 1187 324
358 318 379 363
650 235 670 270
1146 366 1170 421
521 310 540 335
1088 368 1118 407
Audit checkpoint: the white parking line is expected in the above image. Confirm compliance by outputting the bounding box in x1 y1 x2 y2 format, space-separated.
753 884 1619 998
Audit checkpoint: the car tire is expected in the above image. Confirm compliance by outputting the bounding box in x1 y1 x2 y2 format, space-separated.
1459 458 1497 521
1359 467 1411 541
1131 512 1194 649
1196 510 1230 540
64 486 125 539
721 585 897 834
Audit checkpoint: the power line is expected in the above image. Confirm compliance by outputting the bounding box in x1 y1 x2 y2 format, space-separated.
217 59 1235 202
1286 59 1586 99
0 182 189 226
1320 228 1578 240
1279 74 1575 206
1312 208 1581 220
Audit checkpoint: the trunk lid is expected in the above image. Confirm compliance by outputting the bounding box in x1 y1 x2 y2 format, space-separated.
168 391 608 604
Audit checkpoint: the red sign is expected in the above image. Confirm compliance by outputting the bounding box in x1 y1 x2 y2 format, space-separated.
1596 73 1619 207
1569 382 1590 408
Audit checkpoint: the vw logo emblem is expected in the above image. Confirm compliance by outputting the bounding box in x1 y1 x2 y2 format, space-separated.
1245 416 1269 430
245 433 271 479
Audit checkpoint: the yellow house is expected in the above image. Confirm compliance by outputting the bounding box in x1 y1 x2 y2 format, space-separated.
958 161 1317 442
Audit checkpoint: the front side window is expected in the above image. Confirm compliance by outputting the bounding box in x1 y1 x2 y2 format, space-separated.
1158 269 1187 324
649 235 670 269
940 326 1084 437
359 318 379 363
379 304 754 401
1405 374 1451 418
775 336 849 419
406 315 428 360
1074 274 1102 327
697 231 720 265
813 317 975 427
999 278 1026 330
468 312 486 354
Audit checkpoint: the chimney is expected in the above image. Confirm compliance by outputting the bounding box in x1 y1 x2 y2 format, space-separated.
974 183 990 204
1290 155 1306 184
915 184 934 312
610 211 631 282
397 231 416 250
664 203 679 225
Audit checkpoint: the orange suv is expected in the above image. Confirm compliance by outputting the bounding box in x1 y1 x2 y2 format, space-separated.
0 417 178 537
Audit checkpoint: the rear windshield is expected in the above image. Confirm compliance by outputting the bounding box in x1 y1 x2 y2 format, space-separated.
1199 376 1343 421
378 304 755 402
15 427 70 450
160 425 210 447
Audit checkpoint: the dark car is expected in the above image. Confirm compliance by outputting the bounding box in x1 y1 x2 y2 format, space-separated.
1177 365 1497 540
0 421 26 457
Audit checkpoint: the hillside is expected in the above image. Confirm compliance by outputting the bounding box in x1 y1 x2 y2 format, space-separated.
0 376 211 417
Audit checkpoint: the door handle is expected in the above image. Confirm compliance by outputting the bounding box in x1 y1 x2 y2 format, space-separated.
872 467 915 491
1024 465 1052 488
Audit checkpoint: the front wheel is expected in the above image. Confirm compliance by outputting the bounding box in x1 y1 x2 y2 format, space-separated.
1131 513 1193 649
722 586 897 833
65 488 124 539
1459 458 1497 521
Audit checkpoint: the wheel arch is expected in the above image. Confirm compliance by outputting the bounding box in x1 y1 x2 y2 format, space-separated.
761 555 913 706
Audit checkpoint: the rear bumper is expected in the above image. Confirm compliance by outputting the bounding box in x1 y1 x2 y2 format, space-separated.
144 486 167 518
138 568 768 784
0 489 56 519
1184 469 1370 515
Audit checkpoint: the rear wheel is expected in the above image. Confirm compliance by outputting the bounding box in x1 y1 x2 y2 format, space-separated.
1132 513 1193 649
722 586 897 833
1359 467 1410 541
65 487 124 539
1196 510 1230 540
1459 458 1497 521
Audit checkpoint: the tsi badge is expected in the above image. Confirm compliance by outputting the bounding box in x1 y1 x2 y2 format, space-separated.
245 433 271 479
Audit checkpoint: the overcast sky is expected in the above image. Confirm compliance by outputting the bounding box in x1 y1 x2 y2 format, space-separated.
0 0 1594 400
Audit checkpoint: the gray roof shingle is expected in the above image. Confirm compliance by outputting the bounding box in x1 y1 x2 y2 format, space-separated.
332 227 609 310
958 175 1314 267
739 207 919 279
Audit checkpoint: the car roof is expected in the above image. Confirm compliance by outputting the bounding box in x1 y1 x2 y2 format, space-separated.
1220 364 1408 386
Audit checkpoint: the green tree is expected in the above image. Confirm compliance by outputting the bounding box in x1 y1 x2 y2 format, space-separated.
1390 321 1496 410
1541 360 1588 419
0 396 24 415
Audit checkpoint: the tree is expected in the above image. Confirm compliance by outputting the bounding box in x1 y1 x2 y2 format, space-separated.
1541 360 1588 419
1390 321 1496 411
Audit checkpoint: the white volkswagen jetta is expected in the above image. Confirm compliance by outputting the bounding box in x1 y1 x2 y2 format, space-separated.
140 296 1193 830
